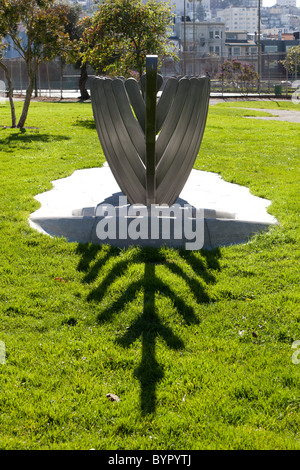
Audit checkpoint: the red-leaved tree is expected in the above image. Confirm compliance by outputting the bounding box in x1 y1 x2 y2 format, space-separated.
218 59 259 96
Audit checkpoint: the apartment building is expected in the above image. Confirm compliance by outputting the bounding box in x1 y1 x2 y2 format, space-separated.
174 20 226 56
276 0 297 7
216 6 259 33
225 30 258 58
169 0 210 19
67 0 94 10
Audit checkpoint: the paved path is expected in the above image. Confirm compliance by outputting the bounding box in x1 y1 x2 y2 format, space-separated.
240 107 300 124
2 96 299 123
209 99 300 124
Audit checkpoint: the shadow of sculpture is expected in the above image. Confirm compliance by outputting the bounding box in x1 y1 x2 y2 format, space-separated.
76 244 221 414
74 55 214 413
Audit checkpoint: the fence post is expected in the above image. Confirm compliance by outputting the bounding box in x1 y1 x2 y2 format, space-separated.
221 58 224 97
38 63 41 97
267 53 270 93
47 63 51 98
286 53 289 97
19 60 22 95
60 60 64 100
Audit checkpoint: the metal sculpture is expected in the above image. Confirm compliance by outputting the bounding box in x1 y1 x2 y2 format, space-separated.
91 55 210 207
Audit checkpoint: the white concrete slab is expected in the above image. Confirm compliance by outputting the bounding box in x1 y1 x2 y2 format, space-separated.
29 163 278 249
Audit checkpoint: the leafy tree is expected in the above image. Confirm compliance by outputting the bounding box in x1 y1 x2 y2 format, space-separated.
80 0 176 79
0 39 17 127
61 1 90 101
218 59 259 95
280 45 300 79
0 0 73 128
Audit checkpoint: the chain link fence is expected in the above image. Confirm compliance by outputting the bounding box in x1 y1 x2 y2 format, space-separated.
163 51 298 96
0 51 298 99
0 59 93 99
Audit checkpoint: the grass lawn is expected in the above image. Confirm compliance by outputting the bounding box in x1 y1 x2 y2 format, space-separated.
0 98 299 450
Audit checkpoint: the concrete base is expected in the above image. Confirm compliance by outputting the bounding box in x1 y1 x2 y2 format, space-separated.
29 164 278 250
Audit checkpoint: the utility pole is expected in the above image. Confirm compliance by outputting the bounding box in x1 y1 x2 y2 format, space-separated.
193 0 195 75
258 0 261 93
184 0 187 75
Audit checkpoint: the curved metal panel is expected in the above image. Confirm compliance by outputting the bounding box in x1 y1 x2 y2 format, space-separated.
91 77 146 204
125 78 146 133
156 77 210 204
156 77 178 133
91 56 210 207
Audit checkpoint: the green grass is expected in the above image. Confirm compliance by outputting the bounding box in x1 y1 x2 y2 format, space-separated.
213 99 299 111
0 99 299 450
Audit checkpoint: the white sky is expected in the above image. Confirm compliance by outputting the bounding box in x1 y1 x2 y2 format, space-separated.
262 0 300 6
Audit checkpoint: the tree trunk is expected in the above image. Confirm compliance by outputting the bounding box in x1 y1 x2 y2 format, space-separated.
17 73 34 128
78 63 90 101
0 61 17 128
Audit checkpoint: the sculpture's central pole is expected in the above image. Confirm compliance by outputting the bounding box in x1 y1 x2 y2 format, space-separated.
145 55 158 206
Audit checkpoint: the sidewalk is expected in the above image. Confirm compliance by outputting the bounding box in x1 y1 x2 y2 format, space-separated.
1 89 295 101
2 92 299 124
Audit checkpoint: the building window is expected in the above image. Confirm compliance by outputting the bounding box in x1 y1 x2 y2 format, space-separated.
265 45 278 53
227 33 237 40
187 29 193 40
233 47 241 56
